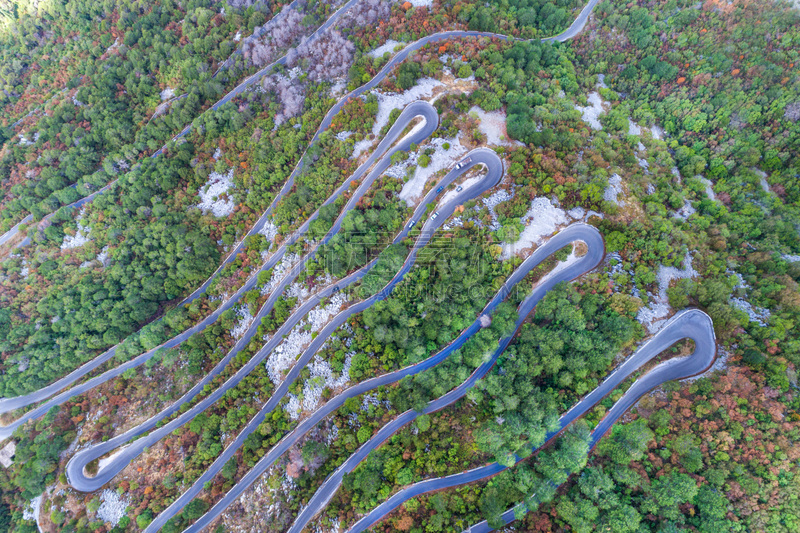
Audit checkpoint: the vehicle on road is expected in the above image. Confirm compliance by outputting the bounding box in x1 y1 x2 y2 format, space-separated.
332 286 340 293
408 219 417 229
436 185 444 193
455 157 471 170
431 212 439 220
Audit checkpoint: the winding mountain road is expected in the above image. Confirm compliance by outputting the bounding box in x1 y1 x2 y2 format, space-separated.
342 308 716 533
0 3 713 533
141 146 503 533
0 7 513 421
287 225 606 533
0 0 360 250
464 311 716 533
0 0 604 420
0 97 437 438
65 101 481 491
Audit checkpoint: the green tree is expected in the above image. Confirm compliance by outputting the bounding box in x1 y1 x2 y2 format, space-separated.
598 419 653 465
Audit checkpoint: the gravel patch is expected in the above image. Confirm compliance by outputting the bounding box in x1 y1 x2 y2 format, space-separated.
468 106 524 147
604 173 625 207
636 253 698 333
266 327 313 384
696 176 716 201
500 197 568 259
223 466 294 530
673 200 696 220
160 87 175 101
482 189 513 231
727 269 770 326
650 125 664 140
258 220 279 245
329 78 348 99
105 37 120 54
728 269 749 291
656 253 698 302
80 245 112 269
567 207 585 220
361 393 390 412
310 518 340 533
751 168 770 192
399 134 467 205
61 208 92 250
97 489 129 525
197 168 236 217
286 280 314 302
350 140 373 163
96 246 111 267
574 92 607 130
23 495 40 521
729 297 770 326
285 349 352 418
261 252 301 296
369 40 404 57
267 292 349 387
606 252 625 283
637 299 671 333
307 291 348 331
381 118 428 181
442 217 463 231
231 305 255 339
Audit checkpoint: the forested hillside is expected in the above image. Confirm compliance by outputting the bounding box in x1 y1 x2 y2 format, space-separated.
0 0 798 532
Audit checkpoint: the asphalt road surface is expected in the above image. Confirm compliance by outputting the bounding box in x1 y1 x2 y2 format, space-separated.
0 214 31 246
